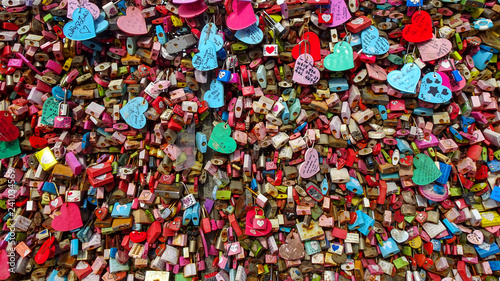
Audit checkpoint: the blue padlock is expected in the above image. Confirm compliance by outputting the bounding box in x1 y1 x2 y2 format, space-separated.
379 238 400 258
442 218 461 235
435 162 451 185
328 78 349 92
431 239 441 252
110 202 132 218
472 48 493 70
156 26 167 45
217 70 232 83
196 132 207 153
376 105 388 120
346 177 363 195
396 139 412 155
488 160 500 173
413 107 434 116
490 186 500 202
475 242 500 258
70 239 79 256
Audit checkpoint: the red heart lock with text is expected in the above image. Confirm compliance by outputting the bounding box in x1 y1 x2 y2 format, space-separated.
0 111 19 142
402 10 433 43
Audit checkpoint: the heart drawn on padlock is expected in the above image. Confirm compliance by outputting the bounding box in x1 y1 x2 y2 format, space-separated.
324 42 354 71
293 54 320 85
299 147 320 178
279 232 305 260
52 203 84 231
418 72 453 104
192 40 218 71
244 207 272 236
63 8 96 41
467 230 484 245
361 26 390 55
417 36 452 62
0 111 19 142
66 0 100 20
412 153 442 186
204 79 224 108
208 123 237 154
226 0 256 30
402 10 433 43
117 7 147 36
387 63 421 94
120 97 148 129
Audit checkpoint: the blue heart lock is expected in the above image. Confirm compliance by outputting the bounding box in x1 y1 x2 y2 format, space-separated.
418 72 453 104
192 40 218 71
361 26 389 55
387 63 421 94
120 97 148 129
63 8 96 41
52 86 72 101
235 16 263 45
94 12 109 34
199 23 224 51
204 79 224 108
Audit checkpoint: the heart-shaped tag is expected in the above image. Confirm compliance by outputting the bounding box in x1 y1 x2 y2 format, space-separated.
200 23 224 51
0 111 19 142
117 7 147 35
402 10 433 43
52 203 84 231
443 71 465 92
226 0 256 30
324 0 351 27
67 0 99 20
467 230 484 245
292 32 321 61
63 8 96 41
235 16 263 44
208 123 237 154
293 54 320 85
52 86 73 102
178 0 208 18
120 97 148 129
390 229 409 243
40 97 59 126
418 72 453 104
387 63 421 94
94 12 109 34
417 37 452 61
29 136 48 149
361 26 390 55
192 40 218 71
299 147 320 178
279 232 305 260
324 42 354 71
204 79 224 108
412 154 442 185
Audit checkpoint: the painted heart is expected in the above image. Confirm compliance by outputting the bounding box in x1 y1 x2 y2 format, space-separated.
63 8 96 41
279 232 305 260
323 0 351 27
50 198 60 207
467 230 484 245
199 23 223 51
418 72 453 104
117 7 147 36
67 0 100 20
208 123 237 154
361 26 389 55
52 203 83 231
299 148 320 178
321 13 332 23
204 79 224 108
387 63 421 94
324 42 354 71
226 0 256 30
292 32 321 61
256 220 265 227
244 207 272 236
293 54 320 85
178 0 208 18
235 16 263 44
120 97 148 129
0 111 19 142
390 229 409 243
417 37 452 62
192 40 218 71
265 46 276 55
412 153 442 186
402 10 433 43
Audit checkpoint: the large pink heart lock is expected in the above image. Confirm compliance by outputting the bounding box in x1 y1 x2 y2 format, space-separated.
117 7 148 36
178 0 208 18
52 203 84 231
226 0 256 30
417 36 452 62
245 207 272 236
